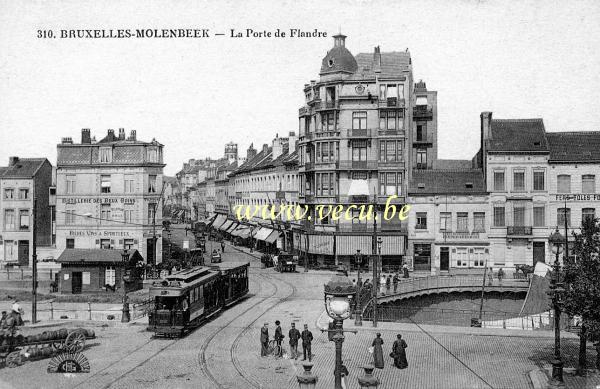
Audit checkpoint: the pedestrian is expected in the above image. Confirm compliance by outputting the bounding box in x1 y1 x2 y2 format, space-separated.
385 275 391 292
260 322 269 357
392 273 399 293
488 267 494 286
11 300 23 326
274 320 284 357
402 263 409 278
0 311 7 329
352 279 357 288
380 274 386 295
357 278 363 289
339 363 349 389
391 334 408 369
372 333 384 369
221 240 225 252
498 267 505 284
288 323 301 360
301 324 313 361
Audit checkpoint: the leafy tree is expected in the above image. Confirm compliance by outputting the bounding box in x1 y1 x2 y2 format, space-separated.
562 216 600 375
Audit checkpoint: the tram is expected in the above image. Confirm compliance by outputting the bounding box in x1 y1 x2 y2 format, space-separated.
147 262 249 337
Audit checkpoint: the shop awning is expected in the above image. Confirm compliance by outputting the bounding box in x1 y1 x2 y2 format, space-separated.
225 222 239 233
212 214 227 229
236 228 252 239
379 235 405 255
255 227 274 241
264 230 281 244
307 234 334 255
219 220 234 231
336 235 373 255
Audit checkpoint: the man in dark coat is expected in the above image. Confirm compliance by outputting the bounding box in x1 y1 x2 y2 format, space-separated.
260 323 269 357
301 324 313 361
221 241 225 252
274 320 284 357
288 322 301 360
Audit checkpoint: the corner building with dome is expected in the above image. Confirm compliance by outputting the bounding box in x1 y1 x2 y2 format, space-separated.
295 34 439 271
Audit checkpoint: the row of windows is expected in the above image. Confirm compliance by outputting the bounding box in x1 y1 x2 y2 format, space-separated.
3 188 29 200
64 204 157 225
303 109 407 132
66 238 136 250
304 83 406 103
300 173 404 197
64 175 158 194
415 212 486 232
99 147 160 163
4 209 30 230
491 206 595 227
493 171 597 194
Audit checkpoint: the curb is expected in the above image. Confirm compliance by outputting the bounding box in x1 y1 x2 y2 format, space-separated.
23 318 148 330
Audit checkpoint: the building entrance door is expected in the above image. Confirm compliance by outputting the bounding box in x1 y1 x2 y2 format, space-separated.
72 272 82 294
533 242 545 265
18 241 29 266
440 247 449 271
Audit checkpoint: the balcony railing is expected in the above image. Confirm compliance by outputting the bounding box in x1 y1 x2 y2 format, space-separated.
338 160 378 170
413 106 433 119
346 128 372 138
317 100 338 110
378 98 405 108
507 226 533 236
299 107 309 116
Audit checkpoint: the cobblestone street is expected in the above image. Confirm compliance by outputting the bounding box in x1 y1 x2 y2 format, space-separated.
1 241 599 388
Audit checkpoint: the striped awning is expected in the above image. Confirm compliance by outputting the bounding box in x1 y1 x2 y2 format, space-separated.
307 234 334 255
226 222 239 232
379 235 405 255
264 230 281 244
232 226 252 239
336 235 373 255
219 220 234 231
212 214 227 229
255 227 274 241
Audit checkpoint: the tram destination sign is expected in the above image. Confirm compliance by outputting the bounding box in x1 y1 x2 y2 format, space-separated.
555 194 600 202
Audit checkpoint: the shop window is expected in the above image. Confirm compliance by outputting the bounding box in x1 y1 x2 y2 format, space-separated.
455 248 468 267
105 267 116 286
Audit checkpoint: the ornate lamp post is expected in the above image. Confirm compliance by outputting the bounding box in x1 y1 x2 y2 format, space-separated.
548 228 566 387
372 237 382 327
324 268 357 389
121 250 131 323
355 249 363 326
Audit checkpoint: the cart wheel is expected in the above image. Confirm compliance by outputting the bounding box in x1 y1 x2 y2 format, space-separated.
65 331 86 352
7 351 21 368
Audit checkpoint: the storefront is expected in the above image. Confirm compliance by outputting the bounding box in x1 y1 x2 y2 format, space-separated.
413 243 432 271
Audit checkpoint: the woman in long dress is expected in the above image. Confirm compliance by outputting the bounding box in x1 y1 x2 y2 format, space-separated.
372 333 384 368
392 334 408 369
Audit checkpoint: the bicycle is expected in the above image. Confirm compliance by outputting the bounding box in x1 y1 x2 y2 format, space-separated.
267 339 282 357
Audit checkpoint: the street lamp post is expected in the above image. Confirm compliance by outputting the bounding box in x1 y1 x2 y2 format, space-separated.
548 228 566 387
324 268 357 389
373 237 382 328
355 250 363 326
121 249 131 323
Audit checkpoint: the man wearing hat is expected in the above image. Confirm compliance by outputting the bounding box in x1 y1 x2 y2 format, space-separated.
301 324 313 361
274 320 284 357
260 322 269 357
288 322 301 360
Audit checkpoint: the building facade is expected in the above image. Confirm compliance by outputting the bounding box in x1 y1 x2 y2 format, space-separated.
296 34 439 268
55 129 165 265
0 157 53 267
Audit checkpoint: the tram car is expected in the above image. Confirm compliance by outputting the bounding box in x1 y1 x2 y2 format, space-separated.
147 262 249 337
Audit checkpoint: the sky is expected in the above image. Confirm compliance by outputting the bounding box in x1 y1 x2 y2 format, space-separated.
1 0 600 176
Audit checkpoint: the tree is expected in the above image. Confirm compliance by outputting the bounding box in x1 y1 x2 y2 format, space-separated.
562 216 600 375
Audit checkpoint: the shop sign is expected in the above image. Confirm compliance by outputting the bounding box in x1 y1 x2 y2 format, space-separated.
555 194 600 202
61 197 137 205
68 230 132 237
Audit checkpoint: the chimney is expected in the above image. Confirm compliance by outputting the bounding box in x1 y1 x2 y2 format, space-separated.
8 156 19 166
81 128 91 144
247 143 257 160
107 129 115 141
262 143 269 154
481 112 493 141
373 46 381 70
272 137 283 160
118 128 125 140
129 130 137 141
61 137 73 144
288 131 298 153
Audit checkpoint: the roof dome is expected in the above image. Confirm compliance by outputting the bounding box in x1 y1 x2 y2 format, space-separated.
320 34 358 75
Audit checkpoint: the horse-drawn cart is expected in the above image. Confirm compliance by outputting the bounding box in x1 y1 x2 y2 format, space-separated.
0 328 95 368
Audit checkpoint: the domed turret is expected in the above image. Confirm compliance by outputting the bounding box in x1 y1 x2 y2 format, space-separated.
320 34 358 75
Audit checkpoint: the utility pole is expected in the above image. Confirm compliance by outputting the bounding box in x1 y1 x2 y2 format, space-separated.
150 182 167 276
564 196 569 262
32 197 38 324
478 259 488 324
372 193 378 328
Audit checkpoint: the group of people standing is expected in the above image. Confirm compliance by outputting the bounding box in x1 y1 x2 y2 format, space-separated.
260 321 313 361
371 333 408 369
